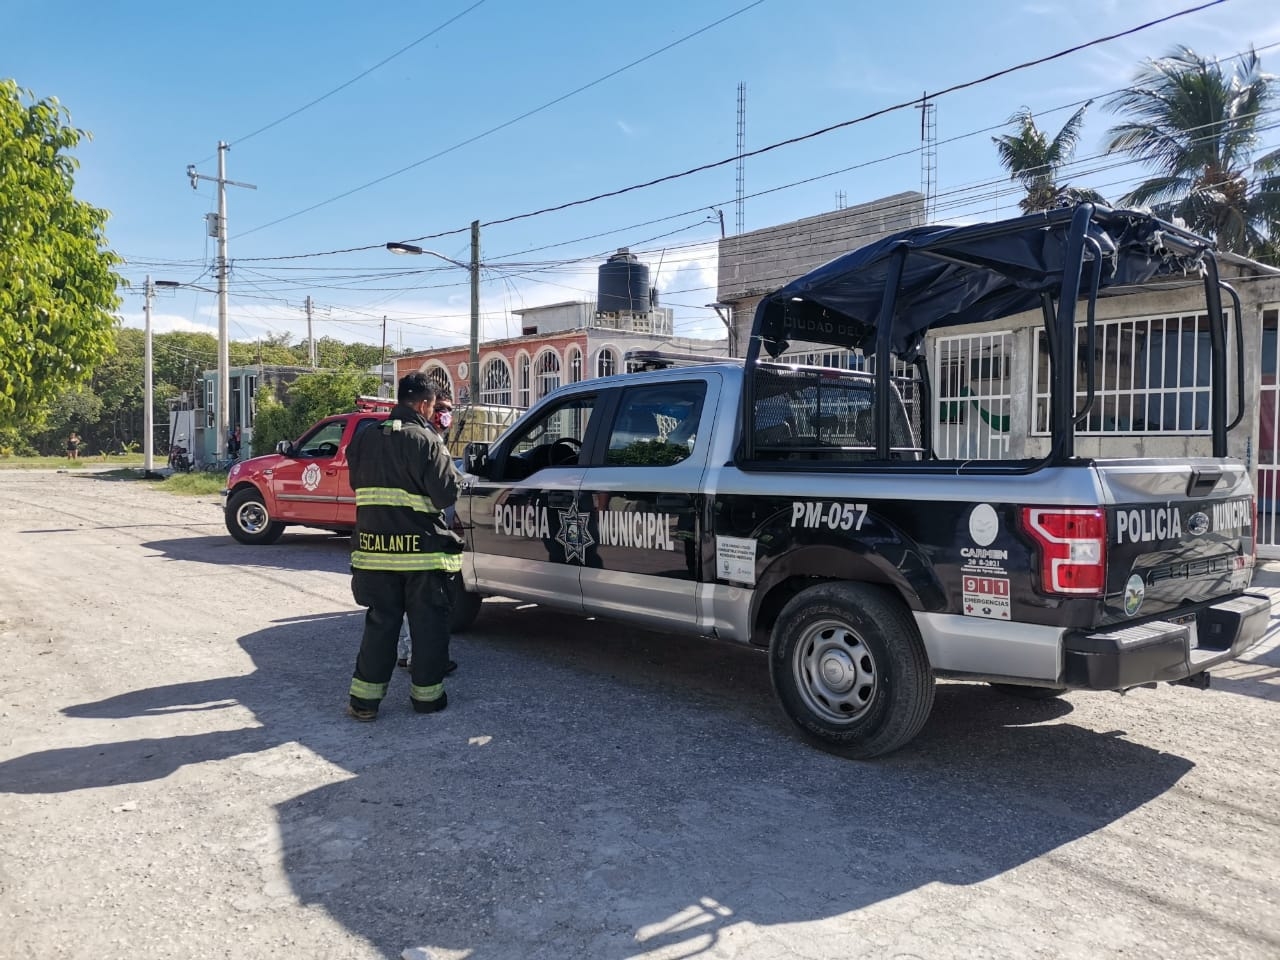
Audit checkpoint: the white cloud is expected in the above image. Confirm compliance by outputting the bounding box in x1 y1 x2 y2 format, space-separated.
117 309 217 336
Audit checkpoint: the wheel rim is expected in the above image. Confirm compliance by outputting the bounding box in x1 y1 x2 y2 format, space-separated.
237 501 269 534
792 617 879 725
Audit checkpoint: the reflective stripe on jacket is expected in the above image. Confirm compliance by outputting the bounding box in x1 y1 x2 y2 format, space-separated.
347 404 462 572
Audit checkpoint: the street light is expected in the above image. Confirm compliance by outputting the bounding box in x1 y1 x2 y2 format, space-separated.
386 220 480 404
143 278 182 477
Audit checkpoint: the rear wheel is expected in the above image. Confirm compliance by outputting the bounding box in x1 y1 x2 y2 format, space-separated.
225 488 285 545
988 682 1068 700
769 582 934 759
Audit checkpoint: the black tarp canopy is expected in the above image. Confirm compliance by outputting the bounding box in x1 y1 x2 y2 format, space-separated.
754 206 1213 361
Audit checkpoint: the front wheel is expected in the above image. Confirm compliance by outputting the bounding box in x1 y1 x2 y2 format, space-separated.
770 582 934 759
225 488 285 545
450 578 483 633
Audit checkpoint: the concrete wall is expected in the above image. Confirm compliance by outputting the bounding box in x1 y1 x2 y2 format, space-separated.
717 192 925 352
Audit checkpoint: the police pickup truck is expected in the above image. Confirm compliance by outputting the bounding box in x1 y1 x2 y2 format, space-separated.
452 206 1269 758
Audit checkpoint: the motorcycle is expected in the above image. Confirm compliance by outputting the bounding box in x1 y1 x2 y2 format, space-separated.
168 435 192 473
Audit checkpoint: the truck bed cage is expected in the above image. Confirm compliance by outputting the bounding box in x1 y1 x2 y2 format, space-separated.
741 204 1239 465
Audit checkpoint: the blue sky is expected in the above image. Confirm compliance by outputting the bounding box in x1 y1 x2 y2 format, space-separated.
5 0 1279 352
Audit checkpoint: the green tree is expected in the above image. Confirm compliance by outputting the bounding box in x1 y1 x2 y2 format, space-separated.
250 370 381 452
1104 46 1280 258
28 385 103 455
992 104 1105 214
0 80 123 429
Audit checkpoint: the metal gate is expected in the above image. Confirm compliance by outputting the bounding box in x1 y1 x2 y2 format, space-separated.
932 331 1014 459
1258 306 1280 557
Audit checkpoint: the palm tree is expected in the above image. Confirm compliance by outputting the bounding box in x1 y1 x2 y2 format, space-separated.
993 103 1103 214
1104 46 1280 258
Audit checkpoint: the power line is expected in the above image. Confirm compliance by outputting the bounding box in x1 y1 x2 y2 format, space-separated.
212 1 491 153
230 0 1232 263
236 0 768 239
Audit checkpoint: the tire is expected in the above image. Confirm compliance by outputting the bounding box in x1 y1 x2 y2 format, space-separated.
450 578 483 634
769 582 935 759
225 488 285 545
988 682 1069 700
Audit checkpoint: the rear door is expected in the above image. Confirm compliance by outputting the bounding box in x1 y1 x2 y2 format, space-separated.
578 376 715 631
465 390 600 610
272 416 349 525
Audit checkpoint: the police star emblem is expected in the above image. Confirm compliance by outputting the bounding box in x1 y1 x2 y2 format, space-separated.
555 501 594 565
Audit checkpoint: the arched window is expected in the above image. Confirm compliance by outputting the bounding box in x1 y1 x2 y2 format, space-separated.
480 357 512 406
517 353 531 408
568 345 583 383
422 363 453 400
535 350 561 400
596 347 617 378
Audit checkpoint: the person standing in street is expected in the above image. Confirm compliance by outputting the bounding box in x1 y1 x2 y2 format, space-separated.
398 393 456 672
66 432 80 460
346 373 462 721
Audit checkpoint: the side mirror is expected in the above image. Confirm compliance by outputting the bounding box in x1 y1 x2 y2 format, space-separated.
275 440 293 456
463 441 490 477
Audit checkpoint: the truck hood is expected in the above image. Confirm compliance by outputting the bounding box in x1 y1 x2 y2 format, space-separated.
227 453 286 483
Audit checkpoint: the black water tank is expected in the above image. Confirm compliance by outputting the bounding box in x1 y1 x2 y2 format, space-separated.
597 248 650 314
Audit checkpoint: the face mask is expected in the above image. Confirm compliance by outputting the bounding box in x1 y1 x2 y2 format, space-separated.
433 410 453 430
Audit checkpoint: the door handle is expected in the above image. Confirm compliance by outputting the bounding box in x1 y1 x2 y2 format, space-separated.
325 469 338 475
546 491 575 507
656 494 691 508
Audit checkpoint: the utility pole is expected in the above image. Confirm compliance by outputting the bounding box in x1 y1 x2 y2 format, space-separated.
143 277 180 477
143 276 156 476
305 295 316 368
187 142 255 459
380 316 389 396
469 219 480 405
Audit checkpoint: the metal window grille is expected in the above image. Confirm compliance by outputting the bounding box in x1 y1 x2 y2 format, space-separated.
568 346 583 383
597 348 617 378
480 358 512 406
246 376 257 427
1257 306 1280 555
517 355 531 408
1032 311 1234 435
535 350 561 400
932 331 1014 458
424 365 452 400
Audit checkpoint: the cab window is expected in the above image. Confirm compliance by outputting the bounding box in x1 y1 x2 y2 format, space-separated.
499 395 596 481
606 381 706 467
296 420 346 459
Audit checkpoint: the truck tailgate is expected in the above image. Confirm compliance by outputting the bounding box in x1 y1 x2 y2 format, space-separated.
1094 458 1254 620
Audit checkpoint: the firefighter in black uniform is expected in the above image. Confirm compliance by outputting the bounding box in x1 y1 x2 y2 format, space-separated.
346 373 462 721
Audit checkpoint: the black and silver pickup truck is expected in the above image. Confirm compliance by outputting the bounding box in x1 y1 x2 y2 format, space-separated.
454 205 1268 758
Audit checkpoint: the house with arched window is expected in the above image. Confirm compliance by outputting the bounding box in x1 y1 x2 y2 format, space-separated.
394 298 727 409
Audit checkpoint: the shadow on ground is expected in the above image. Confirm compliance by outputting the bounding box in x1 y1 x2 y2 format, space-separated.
0 602 1195 959
139 533 352 572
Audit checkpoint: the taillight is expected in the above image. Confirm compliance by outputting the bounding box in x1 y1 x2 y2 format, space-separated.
1021 507 1107 595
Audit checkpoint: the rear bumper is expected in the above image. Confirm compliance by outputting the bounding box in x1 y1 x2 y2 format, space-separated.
1062 592 1272 690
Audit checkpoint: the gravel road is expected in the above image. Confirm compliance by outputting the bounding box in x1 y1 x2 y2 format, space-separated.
1 469 1278 960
